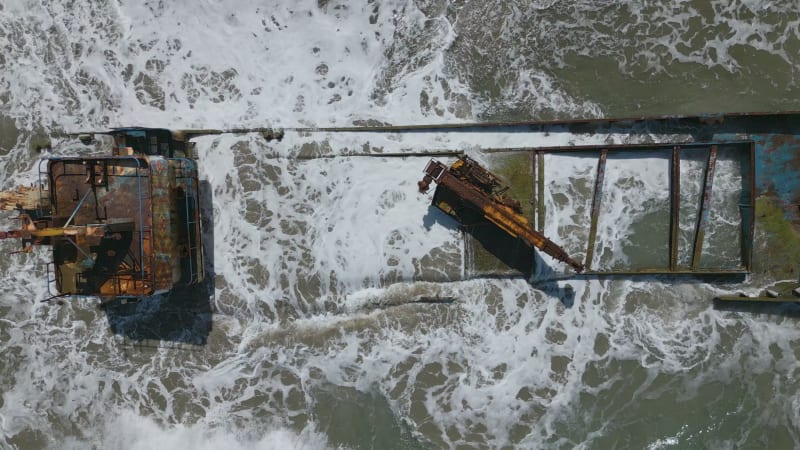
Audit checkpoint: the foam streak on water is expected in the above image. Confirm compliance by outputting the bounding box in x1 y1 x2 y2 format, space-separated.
2 1 800 449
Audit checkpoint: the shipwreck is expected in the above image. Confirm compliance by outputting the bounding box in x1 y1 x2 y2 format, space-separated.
0 128 205 302
409 112 800 303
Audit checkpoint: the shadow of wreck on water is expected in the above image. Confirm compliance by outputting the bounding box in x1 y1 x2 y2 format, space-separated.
101 180 216 345
713 299 800 318
102 282 214 345
456 210 577 308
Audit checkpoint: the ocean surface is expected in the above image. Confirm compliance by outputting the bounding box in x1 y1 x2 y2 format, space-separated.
1 1 800 449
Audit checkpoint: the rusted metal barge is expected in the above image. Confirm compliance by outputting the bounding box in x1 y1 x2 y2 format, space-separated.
2 112 799 305
1 128 204 302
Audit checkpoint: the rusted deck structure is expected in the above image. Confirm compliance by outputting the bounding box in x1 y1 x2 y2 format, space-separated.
1 128 204 301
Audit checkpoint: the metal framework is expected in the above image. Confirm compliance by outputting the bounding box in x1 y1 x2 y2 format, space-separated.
40 156 150 298
173 157 202 285
515 141 755 276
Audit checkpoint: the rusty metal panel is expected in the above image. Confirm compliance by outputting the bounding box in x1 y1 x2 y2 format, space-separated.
0 185 42 211
753 133 800 205
150 157 181 292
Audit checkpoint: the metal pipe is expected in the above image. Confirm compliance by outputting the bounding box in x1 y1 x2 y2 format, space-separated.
62 188 93 228
530 152 537 230
747 141 756 270
537 152 545 233
480 140 752 154
65 111 800 137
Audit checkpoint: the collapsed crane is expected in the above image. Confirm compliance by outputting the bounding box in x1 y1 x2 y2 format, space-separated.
418 156 585 272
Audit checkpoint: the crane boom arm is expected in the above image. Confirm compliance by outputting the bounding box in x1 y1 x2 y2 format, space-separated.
419 158 584 272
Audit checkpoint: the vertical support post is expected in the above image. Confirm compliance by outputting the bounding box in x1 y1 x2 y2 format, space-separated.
746 141 756 270
38 159 52 219
537 151 545 232
462 228 469 280
585 149 608 271
530 151 537 230
669 146 680 271
692 145 717 270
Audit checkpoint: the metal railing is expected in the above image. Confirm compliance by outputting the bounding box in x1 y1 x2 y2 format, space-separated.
172 157 201 284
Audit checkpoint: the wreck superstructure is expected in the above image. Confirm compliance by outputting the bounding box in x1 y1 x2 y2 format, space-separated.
0 128 203 300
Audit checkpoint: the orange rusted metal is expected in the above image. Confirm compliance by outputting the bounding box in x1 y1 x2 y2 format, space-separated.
420 156 584 272
1 128 204 301
0 185 42 211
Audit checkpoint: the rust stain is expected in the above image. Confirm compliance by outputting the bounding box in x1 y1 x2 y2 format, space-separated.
2 128 205 301
0 185 42 211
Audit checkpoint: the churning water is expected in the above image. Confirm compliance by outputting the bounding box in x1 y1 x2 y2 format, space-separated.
2 1 800 449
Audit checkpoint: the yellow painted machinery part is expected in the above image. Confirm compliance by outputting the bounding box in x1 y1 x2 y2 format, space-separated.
31 227 66 237
482 204 547 249
30 226 101 238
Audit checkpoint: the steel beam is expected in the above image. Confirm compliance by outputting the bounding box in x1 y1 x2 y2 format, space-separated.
530 152 537 230
747 141 756 270
691 145 718 270
582 268 747 276
537 151 545 232
670 146 680 271
479 140 752 155
62 188 94 228
715 295 799 303
585 149 608 271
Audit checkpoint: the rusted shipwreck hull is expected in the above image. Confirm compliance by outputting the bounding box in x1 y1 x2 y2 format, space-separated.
1 128 204 301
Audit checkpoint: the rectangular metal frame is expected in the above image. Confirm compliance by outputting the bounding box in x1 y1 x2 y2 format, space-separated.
42 156 152 297
525 141 755 275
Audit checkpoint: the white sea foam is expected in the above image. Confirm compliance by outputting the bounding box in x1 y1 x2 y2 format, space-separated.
1 0 448 129
86 411 332 450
